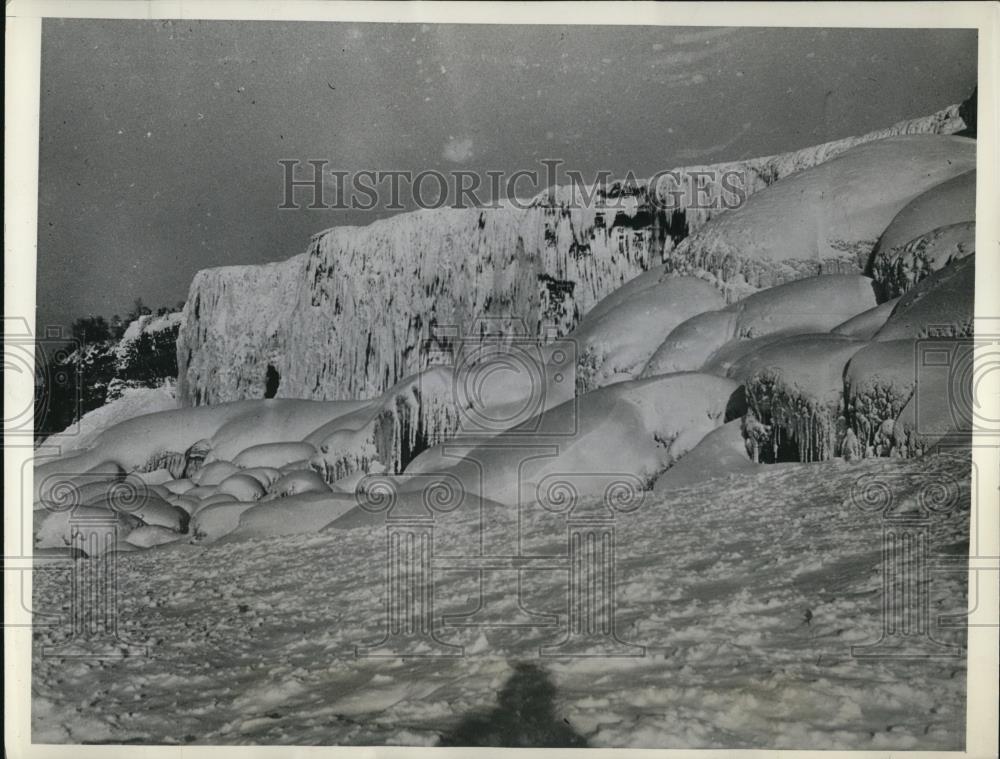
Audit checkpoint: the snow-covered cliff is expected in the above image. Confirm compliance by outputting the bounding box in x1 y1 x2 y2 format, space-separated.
177 104 966 405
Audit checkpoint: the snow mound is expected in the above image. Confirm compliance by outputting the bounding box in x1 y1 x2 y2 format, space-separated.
870 170 975 262
264 470 331 500
206 399 369 463
224 492 359 542
217 473 266 501
125 524 183 549
189 500 259 543
233 441 317 470
35 506 142 556
873 254 975 341
39 382 179 454
831 298 900 340
652 420 758 491
409 372 742 505
572 275 724 392
844 339 918 457
642 275 877 377
870 221 975 301
665 136 976 299
736 334 868 462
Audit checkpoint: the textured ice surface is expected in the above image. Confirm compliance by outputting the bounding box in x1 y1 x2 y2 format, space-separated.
870 221 975 301
736 334 868 462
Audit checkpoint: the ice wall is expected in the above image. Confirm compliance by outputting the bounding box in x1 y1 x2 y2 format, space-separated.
177 104 965 405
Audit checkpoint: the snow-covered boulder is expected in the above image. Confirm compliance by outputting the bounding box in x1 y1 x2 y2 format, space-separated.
217 473 266 501
831 298 900 340
193 461 240 487
665 135 975 299
263 470 331 500
642 275 877 377
162 478 195 495
205 399 368 463
870 221 975 301
870 170 975 262
736 334 869 462
232 441 317 470
225 493 358 541
237 467 283 489
652 420 758 491
32 400 262 501
572 275 723 392
35 506 142 556
124 525 183 549
407 372 742 505
873 254 974 341
308 366 462 481
844 340 918 457
189 501 260 543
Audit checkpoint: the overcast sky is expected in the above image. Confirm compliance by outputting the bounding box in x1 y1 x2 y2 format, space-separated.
36 21 976 332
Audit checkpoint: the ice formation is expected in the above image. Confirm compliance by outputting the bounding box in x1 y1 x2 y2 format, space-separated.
664 136 975 301
870 221 975 301
735 334 868 463
177 108 966 405
843 339 919 457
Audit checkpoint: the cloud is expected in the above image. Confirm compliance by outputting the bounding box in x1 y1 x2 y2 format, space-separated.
443 136 474 163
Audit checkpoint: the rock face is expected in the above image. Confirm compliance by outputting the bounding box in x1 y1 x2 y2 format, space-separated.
176 106 966 406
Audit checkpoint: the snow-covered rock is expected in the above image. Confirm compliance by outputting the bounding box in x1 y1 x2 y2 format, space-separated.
35 506 142 556
572 275 723 392
232 441 317 470
665 136 975 300
206 399 369 463
870 221 975 301
642 275 877 377
736 334 869 462
844 339 918 457
873 254 974 341
870 170 975 263
263 470 331 500
651 420 758 491
125 524 183 549
217 473 267 501
406 372 742 505
225 493 358 541
831 298 900 340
